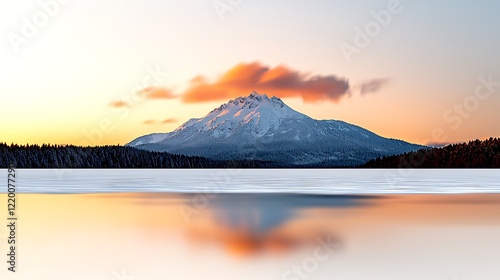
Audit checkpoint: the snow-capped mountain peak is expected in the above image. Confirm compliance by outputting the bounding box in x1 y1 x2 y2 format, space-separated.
127 91 423 166
210 91 286 113
176 91 308 138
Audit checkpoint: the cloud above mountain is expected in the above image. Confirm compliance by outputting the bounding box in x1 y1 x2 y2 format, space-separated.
108 62 388 106
181 62 351 103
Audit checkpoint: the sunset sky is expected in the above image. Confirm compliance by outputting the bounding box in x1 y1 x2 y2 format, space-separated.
1 0 499 146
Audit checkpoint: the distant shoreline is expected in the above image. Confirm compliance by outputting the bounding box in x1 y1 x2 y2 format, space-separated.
1 138 499 168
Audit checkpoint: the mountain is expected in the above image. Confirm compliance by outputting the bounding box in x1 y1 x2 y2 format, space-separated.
127 91 425 166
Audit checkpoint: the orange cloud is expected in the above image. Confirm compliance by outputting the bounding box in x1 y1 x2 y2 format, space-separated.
108 87 176 110
143 118 178 125
108 62 387 108
140 87 177 99
108 100 128 108
161 118 177 124
181 62 351 103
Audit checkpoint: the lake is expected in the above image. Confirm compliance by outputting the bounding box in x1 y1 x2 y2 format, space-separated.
1 169 499 280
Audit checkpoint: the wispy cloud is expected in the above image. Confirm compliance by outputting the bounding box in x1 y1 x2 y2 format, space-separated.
161 118 177 124
108 87 177 109
425 141 456 147
358 78 390 95
143 118 177 125
108 100 128 108
140 87 178 99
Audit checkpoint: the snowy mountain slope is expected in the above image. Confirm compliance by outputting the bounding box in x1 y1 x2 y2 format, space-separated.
127 91 425 166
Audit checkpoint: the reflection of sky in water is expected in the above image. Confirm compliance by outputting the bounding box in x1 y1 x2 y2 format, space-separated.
127 193 380 255
208 194 375 233
169 194 381 255
2 193 500 280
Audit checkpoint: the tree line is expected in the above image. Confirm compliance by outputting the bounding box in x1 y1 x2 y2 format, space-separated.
3 138 499 168
363 138 500 168
0 143 276 168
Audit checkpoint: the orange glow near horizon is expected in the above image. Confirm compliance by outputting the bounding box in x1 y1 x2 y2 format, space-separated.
3 58 497 147
1 1 499 147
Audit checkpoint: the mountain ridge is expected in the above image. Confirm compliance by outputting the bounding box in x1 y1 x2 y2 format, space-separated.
128 91 425 166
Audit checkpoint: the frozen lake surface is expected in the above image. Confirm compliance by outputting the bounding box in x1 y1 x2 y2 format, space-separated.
2 169 500 194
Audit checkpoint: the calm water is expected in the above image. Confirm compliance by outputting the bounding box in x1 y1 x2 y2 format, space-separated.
2 169 500 280
1 192 500 280
2 169 500 194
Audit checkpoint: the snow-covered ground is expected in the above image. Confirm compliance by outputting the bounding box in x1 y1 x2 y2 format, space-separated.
3 169 500 194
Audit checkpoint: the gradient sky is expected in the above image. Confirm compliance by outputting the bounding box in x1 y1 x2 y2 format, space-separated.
1 0 499 146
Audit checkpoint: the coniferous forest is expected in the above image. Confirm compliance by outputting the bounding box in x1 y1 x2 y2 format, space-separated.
1 138 500 168
363 138 500 168
0 143 275 168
